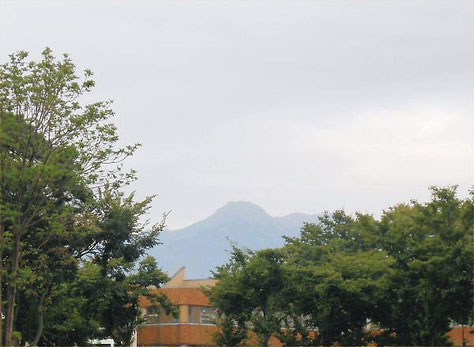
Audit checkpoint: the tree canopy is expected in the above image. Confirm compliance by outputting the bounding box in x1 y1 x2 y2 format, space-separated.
0 49 173 346
207 186 474 346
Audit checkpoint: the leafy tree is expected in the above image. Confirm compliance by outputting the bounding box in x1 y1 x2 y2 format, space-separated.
0 49 171 346
373 186 474 346
209 187 473 346
242 249 286 346
14 216 80 346
209 213 392 346
210 247 288 346
212 315 248 347
282 211 392 345
207 247 251 346
62 190 174 345
39 255 174 346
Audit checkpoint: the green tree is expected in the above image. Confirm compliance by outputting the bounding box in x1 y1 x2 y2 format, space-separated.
209 247 288 346
67 190 175 345
0 49 170 346
373 186 474 346
14 190 176 346
282 211 392 346
209 187 473 346
39 255 174 346
207 246 251 346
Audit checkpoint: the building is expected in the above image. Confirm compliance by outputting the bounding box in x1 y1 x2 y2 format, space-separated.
137 267 474 347
447 325 474 347
137 267 218 346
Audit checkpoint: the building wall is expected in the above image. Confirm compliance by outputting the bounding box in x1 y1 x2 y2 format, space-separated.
138 268 218 346
137 324 217 346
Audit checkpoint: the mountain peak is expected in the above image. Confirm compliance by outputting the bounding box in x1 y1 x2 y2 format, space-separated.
212 201 270 221
151 202 320 278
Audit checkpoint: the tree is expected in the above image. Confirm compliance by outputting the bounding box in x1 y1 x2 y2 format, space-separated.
208 187 473 346
209 247 288 346
282 211 393 346
38 255 175 346
209 213 392 346
63 190 175 345
0 49 170 345
207 246 251 346
212 315 249 347
373 186 474 346
13 190 176 346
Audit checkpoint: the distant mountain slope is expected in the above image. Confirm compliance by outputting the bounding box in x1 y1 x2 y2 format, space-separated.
148 201 319 278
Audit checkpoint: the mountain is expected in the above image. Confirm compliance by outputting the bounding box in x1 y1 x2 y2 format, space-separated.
148 201 319 278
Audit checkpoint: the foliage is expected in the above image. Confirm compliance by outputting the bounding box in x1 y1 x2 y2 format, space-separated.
212 315 249 347
372 186 474 346
208 186 474 346
0 49 171 346
207 246 251 346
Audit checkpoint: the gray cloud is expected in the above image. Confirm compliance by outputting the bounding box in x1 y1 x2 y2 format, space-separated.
1 0 472 228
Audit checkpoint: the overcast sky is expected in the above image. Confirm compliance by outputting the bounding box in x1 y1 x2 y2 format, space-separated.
1 0 473 229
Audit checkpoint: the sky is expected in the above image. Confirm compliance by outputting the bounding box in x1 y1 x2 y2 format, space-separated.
0 0 473 229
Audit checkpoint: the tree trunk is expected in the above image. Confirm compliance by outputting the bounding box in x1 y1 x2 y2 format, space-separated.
0 247 3 347
4 232 20 346
0 221 4 346
31 287 49 346
4 285 16 346
13 290 20 334
0 108 5 347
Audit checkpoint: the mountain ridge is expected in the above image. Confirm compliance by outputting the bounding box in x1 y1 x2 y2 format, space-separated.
149 201 319 278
